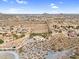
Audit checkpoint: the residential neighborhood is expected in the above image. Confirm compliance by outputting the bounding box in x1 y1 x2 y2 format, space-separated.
0 14 79 59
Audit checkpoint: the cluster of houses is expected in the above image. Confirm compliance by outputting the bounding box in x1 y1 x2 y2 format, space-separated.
0 25 28 48
49 23 79 38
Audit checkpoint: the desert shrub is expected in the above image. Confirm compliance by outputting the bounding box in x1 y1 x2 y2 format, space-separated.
0 39 4 44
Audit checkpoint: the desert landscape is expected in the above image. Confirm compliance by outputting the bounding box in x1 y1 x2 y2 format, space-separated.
0 14 79 59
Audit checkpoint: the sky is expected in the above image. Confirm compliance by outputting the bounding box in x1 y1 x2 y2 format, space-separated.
0 0 79 14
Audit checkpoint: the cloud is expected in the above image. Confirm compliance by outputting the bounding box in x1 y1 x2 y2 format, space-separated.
16 0 27 4
2 0 8 2
51 6 59 9
50 3 59 9
50 3 55 6
1 8 43 14
2 8 27 14
2 0 28 4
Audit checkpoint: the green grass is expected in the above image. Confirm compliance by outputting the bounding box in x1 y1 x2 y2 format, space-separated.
13 34 25 40
70 55 79 59
13 34 18 39
30 32 51 38
20 34 25 38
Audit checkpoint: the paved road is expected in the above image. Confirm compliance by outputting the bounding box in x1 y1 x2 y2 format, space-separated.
0 51 19 59
46 47 76 59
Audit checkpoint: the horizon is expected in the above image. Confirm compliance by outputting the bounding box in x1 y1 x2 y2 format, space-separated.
1 12 79 15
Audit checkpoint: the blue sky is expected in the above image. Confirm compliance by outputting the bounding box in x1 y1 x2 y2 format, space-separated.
0 0 79 14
